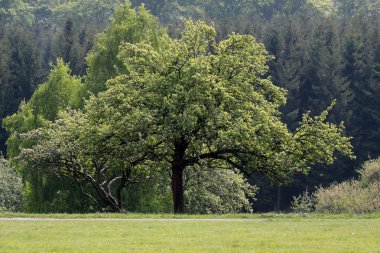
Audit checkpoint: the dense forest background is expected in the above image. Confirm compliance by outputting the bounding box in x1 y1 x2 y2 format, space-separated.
0 0 379 212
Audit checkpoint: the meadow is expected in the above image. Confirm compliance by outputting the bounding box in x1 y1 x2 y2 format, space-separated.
1 214 380 253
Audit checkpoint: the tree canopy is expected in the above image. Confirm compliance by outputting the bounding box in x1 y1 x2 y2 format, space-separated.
19 19 353 213
2 0 377 213
85 2 165 94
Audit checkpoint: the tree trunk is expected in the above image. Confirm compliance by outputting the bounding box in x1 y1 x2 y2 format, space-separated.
171 166 185 214
116 174 128 212
96 186 123 213
170 138 188 214
84 173 124 213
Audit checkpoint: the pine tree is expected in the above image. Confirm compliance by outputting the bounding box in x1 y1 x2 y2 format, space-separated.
2 27 42 117
347 19 380 160
55 19 87 76
265 14 303 130
0 40 10 152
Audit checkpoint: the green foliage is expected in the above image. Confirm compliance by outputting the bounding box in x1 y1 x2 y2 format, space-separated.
358 158 380 187
0 43 10 118
315 158 380 213
341 23 380 161
55 19 88 76
2 0 377 213
3 59 83 156
290 189 315 213
45 0 122 25
61 20 352 212
184 168 257 214
130 0 306 24
259 8 380 209
2 102 45 158
0 0 122 27
0 0 34 26
3 59 85 212
292 102 354 168
334 0 380 17
85 1 165 93
1 26 42 117
122 174 173 213
308 0 335 13
18 106 159 212
0 25 42 152
29 59 84 120
0 157 23 212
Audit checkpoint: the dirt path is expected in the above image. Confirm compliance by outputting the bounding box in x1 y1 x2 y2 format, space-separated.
0 217 375 221
0 217 265 221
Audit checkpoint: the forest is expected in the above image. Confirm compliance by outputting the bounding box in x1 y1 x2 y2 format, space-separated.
0 0 379 214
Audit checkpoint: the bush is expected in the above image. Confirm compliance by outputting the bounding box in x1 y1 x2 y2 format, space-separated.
184 167 258 214
0 157 23 212
291 189 316 213
314 158 380 214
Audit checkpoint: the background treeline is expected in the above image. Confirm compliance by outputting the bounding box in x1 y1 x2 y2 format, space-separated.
0 0 379 212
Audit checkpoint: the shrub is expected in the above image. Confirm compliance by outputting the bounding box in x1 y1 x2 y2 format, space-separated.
314 158 380 214
359 159 380 186
291 189 316 213
0 157 23 212
184 167 258 214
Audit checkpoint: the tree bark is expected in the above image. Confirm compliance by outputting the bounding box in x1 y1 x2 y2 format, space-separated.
171 165 185 214
116 173 128 211
82 172 123 213
171 138 188 213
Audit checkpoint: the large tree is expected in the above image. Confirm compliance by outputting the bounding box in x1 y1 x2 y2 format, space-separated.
21 21 353 213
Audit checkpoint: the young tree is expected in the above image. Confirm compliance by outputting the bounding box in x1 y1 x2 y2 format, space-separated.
3 59 85 212
4 59 83 151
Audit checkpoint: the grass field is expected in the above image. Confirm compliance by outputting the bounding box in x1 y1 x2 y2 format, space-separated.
1 215 380 252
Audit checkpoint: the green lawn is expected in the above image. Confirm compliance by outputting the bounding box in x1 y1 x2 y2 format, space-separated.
1 217 380 252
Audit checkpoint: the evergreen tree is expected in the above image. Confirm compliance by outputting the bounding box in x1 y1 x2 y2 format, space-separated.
0 41 10 152
265 14 303 130
55 19 87 76
2 27 42 117
0 26 42 153
342 18 380 161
